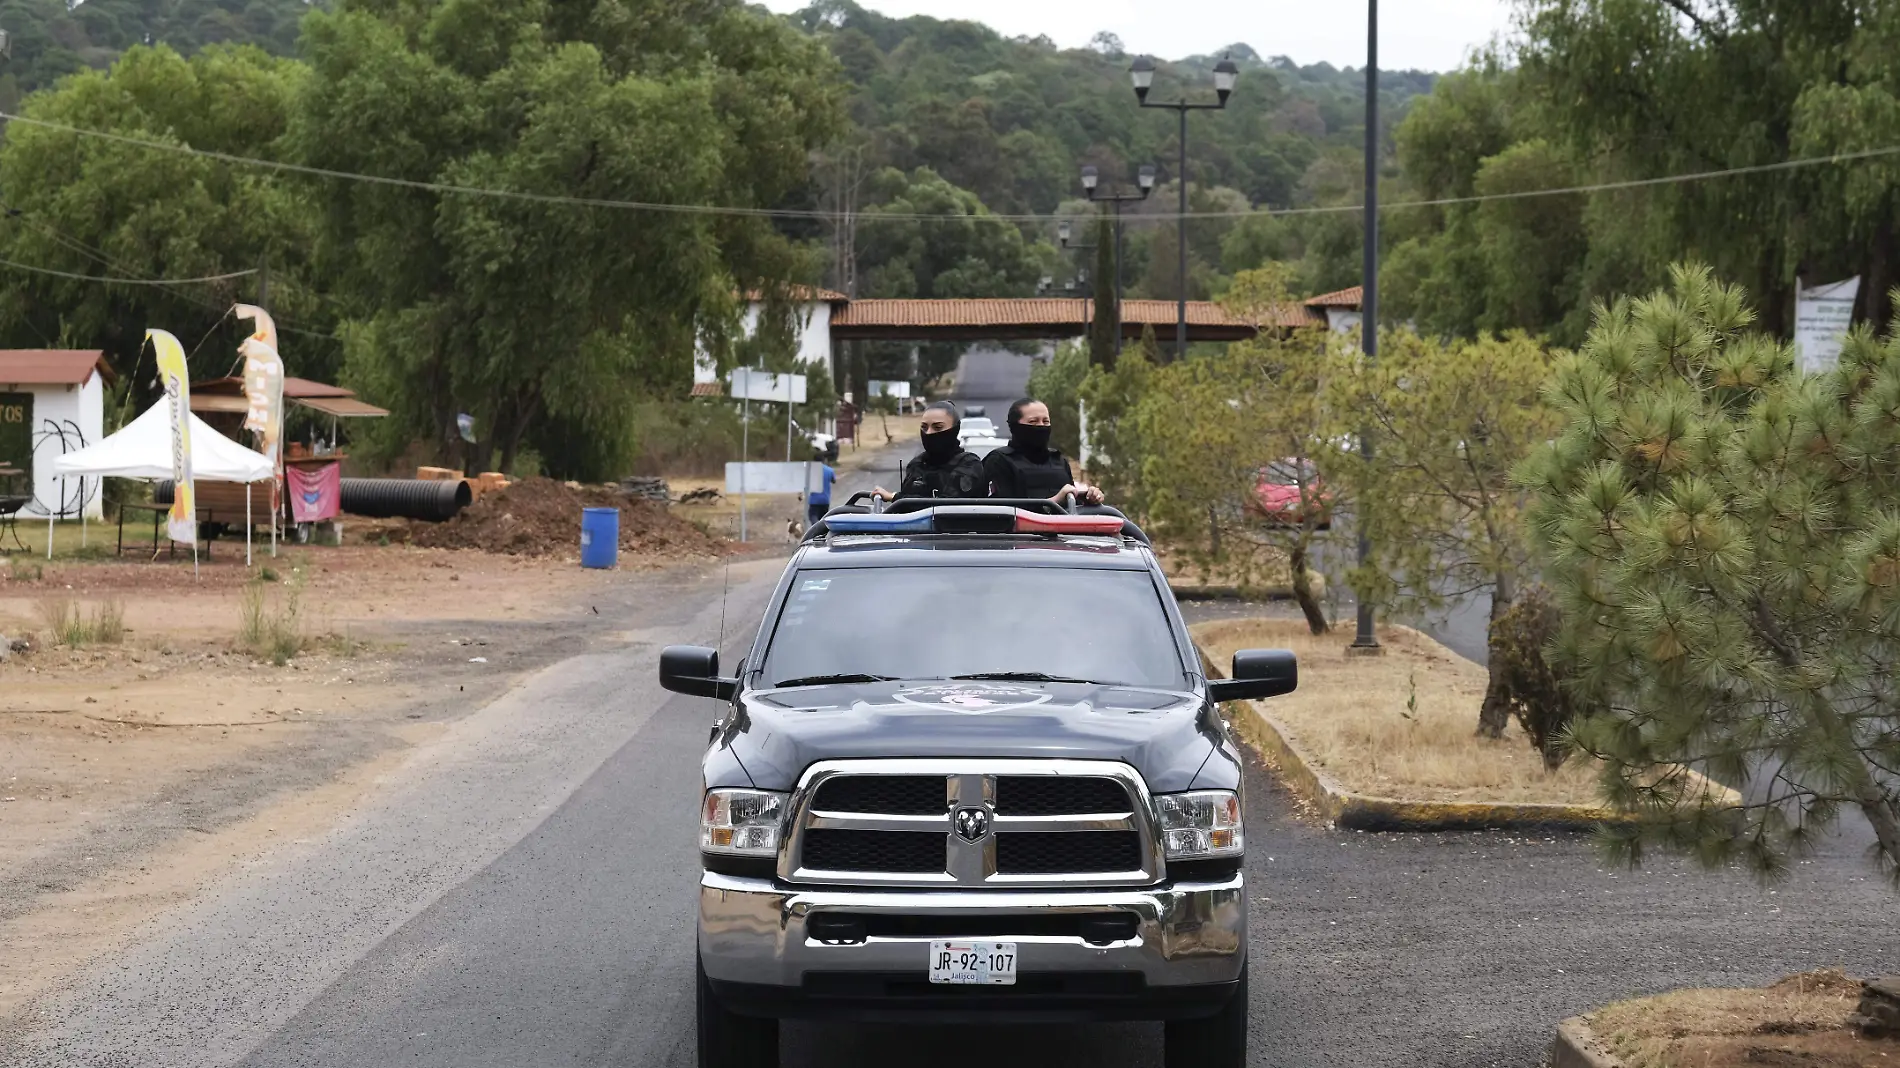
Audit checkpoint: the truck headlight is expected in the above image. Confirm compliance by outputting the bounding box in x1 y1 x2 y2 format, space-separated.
701 789 786 856
1155 790 1243 859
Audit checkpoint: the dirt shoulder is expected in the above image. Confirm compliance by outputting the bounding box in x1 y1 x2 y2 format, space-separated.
0 539 750 1023
1194 617 1601 806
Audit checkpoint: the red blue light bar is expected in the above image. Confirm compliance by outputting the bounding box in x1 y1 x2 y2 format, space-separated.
822 508 1124 537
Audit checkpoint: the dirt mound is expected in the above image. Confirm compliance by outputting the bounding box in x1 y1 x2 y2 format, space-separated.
411 477 730 559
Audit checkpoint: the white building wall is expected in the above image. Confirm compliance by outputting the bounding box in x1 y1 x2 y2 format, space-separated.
1325 308 1362 334
694 301 835 385
23 372 106 519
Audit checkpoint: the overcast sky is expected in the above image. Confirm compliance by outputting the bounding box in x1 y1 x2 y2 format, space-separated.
758 0 1518 72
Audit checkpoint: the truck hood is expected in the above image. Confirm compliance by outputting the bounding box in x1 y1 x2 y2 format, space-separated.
714 680 1234 794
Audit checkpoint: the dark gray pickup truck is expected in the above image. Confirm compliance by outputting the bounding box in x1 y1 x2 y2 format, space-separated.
659 499 1298 1068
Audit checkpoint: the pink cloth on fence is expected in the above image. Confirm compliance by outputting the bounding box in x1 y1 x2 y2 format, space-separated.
286 462 341 522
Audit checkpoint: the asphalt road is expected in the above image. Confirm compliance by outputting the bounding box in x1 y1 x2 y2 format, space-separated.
950 344 1038 422
8 549 1894 1068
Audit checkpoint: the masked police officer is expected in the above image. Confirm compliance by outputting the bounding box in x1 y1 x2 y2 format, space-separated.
873 400 989 501
984 397 1103 504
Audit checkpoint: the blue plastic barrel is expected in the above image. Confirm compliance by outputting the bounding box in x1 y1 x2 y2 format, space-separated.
580 507 619 569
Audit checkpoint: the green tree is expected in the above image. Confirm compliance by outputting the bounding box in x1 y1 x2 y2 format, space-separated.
1136 266 1348 627
0 43 326 385
292 0 844 478
855 166 1047 300
1074 328 1154 515
1521 264 1900 880
1341 326 1560 730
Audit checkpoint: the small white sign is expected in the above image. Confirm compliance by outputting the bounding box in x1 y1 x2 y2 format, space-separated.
1794 277 1860 374
868 379 912 399
726 462 826 495
730 368 807 404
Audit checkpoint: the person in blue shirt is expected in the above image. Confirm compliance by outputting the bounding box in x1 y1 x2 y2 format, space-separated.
805 451 837 528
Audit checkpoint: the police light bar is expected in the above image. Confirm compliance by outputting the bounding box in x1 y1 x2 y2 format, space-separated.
821 506 1125 537
1012 512 1125 535
821 511 938 534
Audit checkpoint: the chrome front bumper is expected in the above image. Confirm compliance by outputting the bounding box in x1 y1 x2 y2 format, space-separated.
697 871 1246 989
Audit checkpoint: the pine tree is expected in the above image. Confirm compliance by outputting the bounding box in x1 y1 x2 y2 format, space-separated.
1520 263 1900 882
1089 216 1119 369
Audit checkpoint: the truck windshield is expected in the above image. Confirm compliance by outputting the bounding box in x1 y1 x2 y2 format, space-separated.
760 566 1187 689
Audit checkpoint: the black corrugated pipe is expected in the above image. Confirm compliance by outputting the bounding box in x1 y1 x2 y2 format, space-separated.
340 478 471 520
156 478 472 522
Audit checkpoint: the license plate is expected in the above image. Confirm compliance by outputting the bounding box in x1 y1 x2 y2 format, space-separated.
928 940 1017 985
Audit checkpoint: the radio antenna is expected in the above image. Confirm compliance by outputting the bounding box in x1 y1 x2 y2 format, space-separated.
717 553 731 656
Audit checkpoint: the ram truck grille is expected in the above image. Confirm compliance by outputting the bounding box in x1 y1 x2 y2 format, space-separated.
785 760 1161 887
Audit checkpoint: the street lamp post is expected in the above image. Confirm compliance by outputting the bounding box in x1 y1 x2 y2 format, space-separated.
1131 54 1238 359
1352 0 1382 651
1081 163 1157 357
1056 220 1097 333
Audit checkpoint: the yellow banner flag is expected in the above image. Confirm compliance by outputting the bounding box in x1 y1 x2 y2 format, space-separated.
150 328 195 545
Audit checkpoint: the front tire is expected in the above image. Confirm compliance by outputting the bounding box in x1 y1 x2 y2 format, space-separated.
697 954 777 1068
1164 968 1247 1068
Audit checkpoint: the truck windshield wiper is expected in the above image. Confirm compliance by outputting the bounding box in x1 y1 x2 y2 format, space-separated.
950 672 1096 684
771 673 898 688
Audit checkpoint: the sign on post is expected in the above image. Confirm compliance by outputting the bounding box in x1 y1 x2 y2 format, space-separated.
725 462 828 495
730 368 808 404
867 380 912 399
1794 277 1861 374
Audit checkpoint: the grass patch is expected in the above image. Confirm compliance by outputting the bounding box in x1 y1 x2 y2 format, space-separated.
1589 970 1865 1068
36 596 127 647
8 559 43 582
239 566 306 665
1194 617 1602 806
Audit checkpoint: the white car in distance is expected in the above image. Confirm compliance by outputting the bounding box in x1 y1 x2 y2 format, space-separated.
959 417 996 445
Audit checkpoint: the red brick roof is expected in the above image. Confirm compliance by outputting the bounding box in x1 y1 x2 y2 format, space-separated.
0 349 111 386
831 298 1273 330
742 285 848 303
831 298 1081 328
1119 299 1321 329
1305 286 1363 308
690 381 725 397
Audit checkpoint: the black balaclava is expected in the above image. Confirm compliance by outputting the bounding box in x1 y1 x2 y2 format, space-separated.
920 400 962 462
1008 399 1053 458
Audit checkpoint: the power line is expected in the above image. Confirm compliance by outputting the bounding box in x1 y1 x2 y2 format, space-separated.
0 208 339 339
0 255 257 285
7 110 1900 224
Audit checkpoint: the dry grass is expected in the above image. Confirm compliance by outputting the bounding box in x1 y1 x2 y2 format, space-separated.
35 595 126 647
1194 617 1603 805
1153 539 1297 592
238 568 307 665
1589 970 1866 1068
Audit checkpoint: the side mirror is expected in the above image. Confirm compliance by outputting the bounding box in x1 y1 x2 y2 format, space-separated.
660 645 738 701
1207 649 1297 703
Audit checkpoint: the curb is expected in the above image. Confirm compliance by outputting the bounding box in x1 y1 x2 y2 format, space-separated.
1550 1017 1623 1068
1196 643 1628 833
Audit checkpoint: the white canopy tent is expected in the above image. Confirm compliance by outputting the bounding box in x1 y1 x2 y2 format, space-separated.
47 398 275 564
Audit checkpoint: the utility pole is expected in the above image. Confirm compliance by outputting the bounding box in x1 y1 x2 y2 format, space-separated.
1352 0 1382 652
